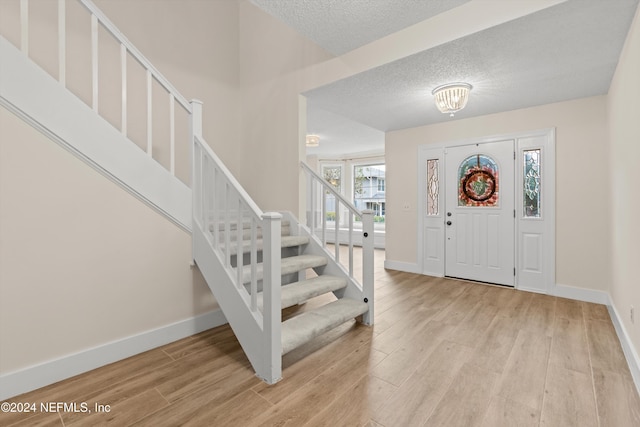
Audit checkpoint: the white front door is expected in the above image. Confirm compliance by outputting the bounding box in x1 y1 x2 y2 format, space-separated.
445 140 515 286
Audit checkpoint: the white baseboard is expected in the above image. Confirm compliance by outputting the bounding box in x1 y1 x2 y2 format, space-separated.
551 284 640 397
383 260 421 274
0 309 227 400
608 302 640 397
551 283 611 305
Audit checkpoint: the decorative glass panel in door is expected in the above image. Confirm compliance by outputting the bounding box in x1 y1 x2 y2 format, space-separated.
458 154 499 207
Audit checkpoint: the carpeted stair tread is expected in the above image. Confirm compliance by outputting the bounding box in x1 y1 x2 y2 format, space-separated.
209 219 290 231
241 254 327 284
257 275 348 310
280 254 327 275
281 298 369 354
227 235 309 256
209 221 291 240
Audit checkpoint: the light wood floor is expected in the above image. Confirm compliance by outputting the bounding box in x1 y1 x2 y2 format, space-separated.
3 249 640 426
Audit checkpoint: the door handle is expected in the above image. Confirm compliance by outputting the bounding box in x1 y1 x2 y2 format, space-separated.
446 221 452 226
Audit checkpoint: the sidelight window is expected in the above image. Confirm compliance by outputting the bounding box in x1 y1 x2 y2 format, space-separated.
426 159 439 216
523 149 541 218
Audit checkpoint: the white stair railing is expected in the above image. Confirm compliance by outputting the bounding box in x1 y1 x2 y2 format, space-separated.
301 162 374 325
192 103 282 384
12 0 191 178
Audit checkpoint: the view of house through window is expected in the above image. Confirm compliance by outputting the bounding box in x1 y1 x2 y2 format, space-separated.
354 164 385 224
321 162 386 228
322 165 342 222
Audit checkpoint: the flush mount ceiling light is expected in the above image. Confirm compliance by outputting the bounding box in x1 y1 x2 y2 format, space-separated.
306 134 320 147
432 82 473 117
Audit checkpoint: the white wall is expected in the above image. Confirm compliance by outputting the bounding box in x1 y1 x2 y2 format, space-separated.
386 96 610 293
0 107 218 374
238 0 333 213
609 6 640 359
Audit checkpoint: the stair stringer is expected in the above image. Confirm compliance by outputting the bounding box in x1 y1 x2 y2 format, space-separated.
280 212 371 317
0 36 191 231
193 225 275 381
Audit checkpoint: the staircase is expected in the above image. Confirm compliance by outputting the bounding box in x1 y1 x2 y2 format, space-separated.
192 131 374 384
215 217 369 356
2 0 374 387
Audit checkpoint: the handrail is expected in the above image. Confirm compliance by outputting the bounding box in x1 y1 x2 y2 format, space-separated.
193 129 282 383
300 160 374 325
193 135 264 292
301 162 371 262
300 161 362 217
77 0 191 111
195 136 264 218
13 0 192 178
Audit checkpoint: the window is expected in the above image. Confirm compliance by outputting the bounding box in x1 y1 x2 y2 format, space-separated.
426 159 439 216
354 163 385 224
523 149 541 217
365 202 385 217
322 165 342 222
322 165 342 192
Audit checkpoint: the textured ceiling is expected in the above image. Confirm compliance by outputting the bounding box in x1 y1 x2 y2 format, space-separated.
250 0 472 55
250 0 639 158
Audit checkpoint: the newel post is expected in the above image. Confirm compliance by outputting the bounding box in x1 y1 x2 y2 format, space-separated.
261 212 282 384
190 99 203 140
190 99 203 262
361 209 374 325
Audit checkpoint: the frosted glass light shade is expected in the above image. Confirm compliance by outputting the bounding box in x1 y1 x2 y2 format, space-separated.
432 83 472 116
306 135 320 147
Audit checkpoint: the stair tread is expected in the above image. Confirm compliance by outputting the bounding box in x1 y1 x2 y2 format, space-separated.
281 298 369 354
281 254 327 275
258 275 348 310
241 254 327 283
227 235 309 256
209 219 290 232
280 235 309 248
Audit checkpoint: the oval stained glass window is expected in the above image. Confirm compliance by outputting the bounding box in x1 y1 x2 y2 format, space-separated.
458 154 499 207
